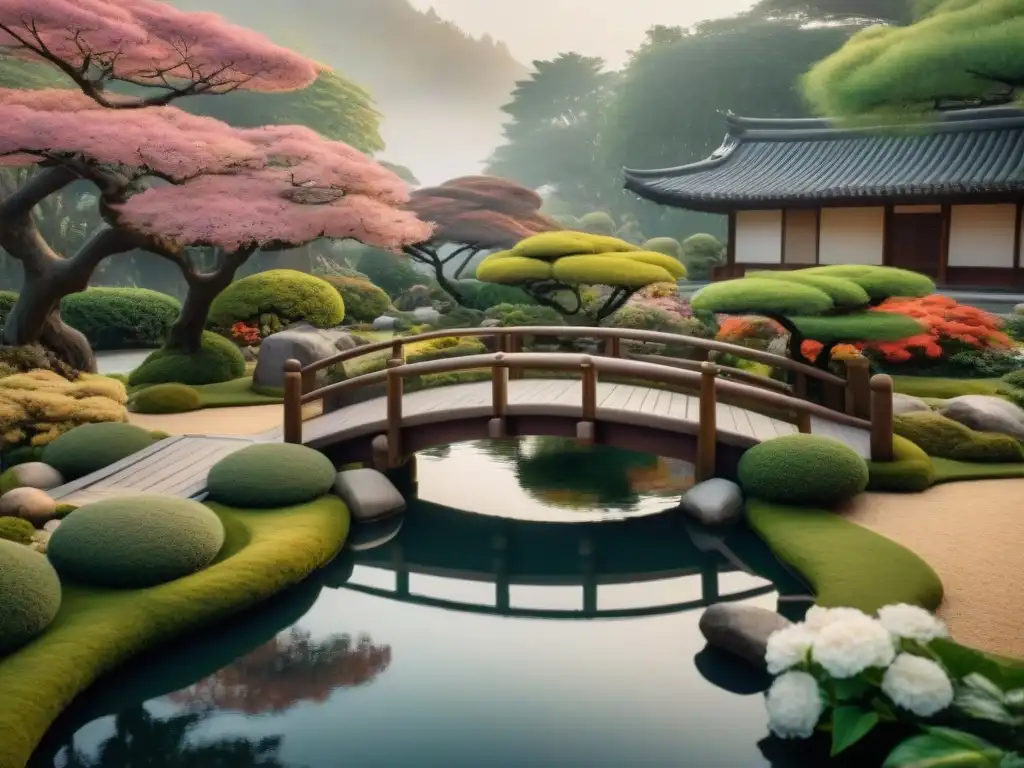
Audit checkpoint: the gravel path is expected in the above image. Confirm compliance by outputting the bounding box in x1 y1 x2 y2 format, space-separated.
843 482 1024 660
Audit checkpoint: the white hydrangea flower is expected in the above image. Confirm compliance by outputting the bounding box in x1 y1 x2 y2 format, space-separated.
766 624 816 674
882 653 954 717
811 613 896 679
877 604 949 644
766 670 824 739
804 605 871 633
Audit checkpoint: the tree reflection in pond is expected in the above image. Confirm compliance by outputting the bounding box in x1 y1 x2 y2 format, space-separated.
166 628 391 715
61 706 293 768
514 437 694 511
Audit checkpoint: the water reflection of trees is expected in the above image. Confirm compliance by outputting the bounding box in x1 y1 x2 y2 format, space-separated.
514 438 692 510
167 628 392 715
61 706 294 768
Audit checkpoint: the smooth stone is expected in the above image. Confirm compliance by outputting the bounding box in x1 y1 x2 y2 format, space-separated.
333 468 406 522
2 462 64 492
43 519 62 533
892 392 931 415
253 324 360 389
699 604 792 669
940 395 1024 440
1015 303 1024 317
679 479 744 526
0 487 57 526
412 306 441 325
372 316 399 331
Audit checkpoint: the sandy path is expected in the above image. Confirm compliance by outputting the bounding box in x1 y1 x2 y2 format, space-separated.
844 482 1024 659
128 404 285 435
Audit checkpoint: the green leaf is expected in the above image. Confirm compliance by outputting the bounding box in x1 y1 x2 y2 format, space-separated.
834 677 874 702
883 728 1006 768
962 674 1008 703
955 692 1015 725
1000 753 1024 768
1005 689 1024 709
831 706 880 756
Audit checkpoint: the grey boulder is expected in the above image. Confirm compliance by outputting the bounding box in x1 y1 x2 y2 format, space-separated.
372 315 399 331
412 306 441 325
253 324 351 389
0 487 57 527
333 468 406 522
679 479 744 526
940 395 1024 440
1 462 64 491
699 604 792 669
892 393 931 415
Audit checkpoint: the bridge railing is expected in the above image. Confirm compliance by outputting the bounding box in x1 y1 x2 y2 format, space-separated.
283 342 895 476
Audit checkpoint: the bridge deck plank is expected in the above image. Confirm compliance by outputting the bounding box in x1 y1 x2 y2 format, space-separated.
296 379 869 456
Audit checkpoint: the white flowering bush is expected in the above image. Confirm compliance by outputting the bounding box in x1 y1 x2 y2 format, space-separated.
763 604 1024 765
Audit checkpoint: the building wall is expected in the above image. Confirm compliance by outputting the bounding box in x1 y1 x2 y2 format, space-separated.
818 208 885 266
948 204 1018 268
783 210 818 264
734 210 783 263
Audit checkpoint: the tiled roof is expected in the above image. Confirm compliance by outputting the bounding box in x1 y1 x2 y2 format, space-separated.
622 107 1024 213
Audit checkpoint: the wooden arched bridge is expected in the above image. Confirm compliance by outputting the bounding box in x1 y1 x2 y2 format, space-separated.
278 325 896 479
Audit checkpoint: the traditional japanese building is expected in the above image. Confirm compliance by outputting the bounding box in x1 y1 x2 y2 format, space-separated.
623 107 1024 287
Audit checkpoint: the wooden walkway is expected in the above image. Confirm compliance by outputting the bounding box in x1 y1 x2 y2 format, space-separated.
49 435 260 506
267 378 872 457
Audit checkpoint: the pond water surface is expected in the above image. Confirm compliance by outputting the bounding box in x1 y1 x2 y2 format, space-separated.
31 439 894 768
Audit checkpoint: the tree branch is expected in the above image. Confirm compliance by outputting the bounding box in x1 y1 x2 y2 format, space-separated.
0 166 79 220
439 243 476 265
452 246 483 279
595 287 635 323
54 226 147 290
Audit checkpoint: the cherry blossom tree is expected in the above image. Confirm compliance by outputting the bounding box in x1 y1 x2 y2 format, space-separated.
402 175 559 302
0 0 431 368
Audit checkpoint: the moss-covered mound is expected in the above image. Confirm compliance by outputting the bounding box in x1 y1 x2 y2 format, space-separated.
321 275 390 323
47 495 225 588
746 499 943 613
894 410 1024 463
128 332 246 387
60 288 181 351
866 435 937 493
42 422 156 481
0 518 35 544
209 269 345 331
206 443 336 508
738 434 869 506
0 539 61 655
129 383 203 414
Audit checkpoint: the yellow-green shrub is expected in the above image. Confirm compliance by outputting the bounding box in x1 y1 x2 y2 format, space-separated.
129 383 202 414
0 370 128 450
405 336 487 364
866 435 937 492
893 410 1024 463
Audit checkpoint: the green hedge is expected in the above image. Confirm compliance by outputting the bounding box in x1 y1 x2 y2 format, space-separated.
48 496 226 588
128 383 202 414
483 303 565 327
320 275 390 322
453 279 538 310
209 269 345 331
129 332 246 386
0 540 61 656
42 422 156 481
866 435 937 492
738 434 869 506
60 288 181 350
206 443 336 508
894 410 1024 463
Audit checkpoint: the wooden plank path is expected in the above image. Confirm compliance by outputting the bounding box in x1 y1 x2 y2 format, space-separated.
265 378 872 457
49 434 262 506
49 379 870 505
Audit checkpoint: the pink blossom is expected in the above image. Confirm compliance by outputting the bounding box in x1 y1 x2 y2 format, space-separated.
115 170 434 252
0 0 317 98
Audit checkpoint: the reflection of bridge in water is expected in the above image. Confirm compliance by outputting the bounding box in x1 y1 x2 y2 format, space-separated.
332 500 812 620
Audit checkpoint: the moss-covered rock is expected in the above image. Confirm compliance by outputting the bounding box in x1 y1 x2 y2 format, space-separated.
42 422 156 480
128 332 246 386
47 495 225 588
0 517 36 544
206 443 336 508
893 410 1024 463
129 383 203 414
866 435 937 493
320 275 391 323
0 539 61 655
738 434 869 506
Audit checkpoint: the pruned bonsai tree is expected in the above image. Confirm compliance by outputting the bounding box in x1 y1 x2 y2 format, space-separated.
690 264 933 368
475 231 686 323
402 175 560 300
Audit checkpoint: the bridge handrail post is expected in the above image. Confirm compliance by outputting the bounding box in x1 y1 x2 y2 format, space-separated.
492 352 508 417
506 333 524 380
283 359 303 444
580 355 597 421
844 355 872 420
604 335 621 358
696 361 718 482
869 373 895 462
386 357 404 467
